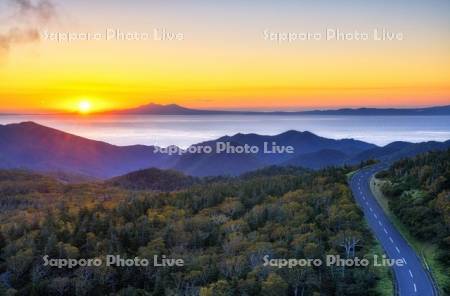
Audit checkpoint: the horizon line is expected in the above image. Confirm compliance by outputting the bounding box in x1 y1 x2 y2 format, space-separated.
1 102 449 115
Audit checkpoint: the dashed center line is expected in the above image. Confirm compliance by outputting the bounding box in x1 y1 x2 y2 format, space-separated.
354 171 421 294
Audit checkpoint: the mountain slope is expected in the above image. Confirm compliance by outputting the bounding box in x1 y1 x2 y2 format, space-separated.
107 168 199 191
217 130 375 160
0 122 177 178
1 122 449 178
284 149 349 169
351 140 450 163
170 131 376 175
0 165 380 295
172 147 265 177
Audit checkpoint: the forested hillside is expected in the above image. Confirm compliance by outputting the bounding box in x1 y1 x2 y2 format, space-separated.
107 168 200 191
378 149 450 292
0 167 382 295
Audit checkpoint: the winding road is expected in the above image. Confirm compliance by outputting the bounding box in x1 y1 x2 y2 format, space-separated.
350 163 436 296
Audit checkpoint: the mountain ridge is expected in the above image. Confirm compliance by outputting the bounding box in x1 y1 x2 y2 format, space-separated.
104 103 450 116
1 121 449 177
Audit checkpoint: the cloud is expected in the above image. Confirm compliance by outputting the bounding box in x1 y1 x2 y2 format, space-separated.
0 28 39 51
0 0 56 56
13 0 56 22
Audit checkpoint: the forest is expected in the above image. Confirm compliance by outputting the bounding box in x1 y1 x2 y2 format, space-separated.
0 166 384 295
377 149 450 293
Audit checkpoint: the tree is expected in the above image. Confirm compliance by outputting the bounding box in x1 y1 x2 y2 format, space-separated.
261 273 288 296
200 280 232 296
0 230 6 250
284 267 308 296
49 277 71 296
6 248 33 280
334 230 362 258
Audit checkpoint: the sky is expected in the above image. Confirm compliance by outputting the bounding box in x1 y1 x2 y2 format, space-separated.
0 0 449 112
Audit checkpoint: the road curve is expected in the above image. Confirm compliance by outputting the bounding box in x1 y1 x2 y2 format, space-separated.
350 163 436 296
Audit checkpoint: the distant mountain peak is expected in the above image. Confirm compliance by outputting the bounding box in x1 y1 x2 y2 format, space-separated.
140 103 184 108
281 130 316 137
108 102 217 115
105 103 450 115
131 102 189 111
3 121 38 127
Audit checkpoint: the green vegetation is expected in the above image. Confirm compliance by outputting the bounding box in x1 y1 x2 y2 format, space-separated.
0 166 387 295
369 243 393 296
375 149 450 294
107 168 201 191
346 166 393 296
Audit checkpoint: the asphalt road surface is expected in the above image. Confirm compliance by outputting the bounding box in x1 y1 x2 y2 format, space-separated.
350 163 436 296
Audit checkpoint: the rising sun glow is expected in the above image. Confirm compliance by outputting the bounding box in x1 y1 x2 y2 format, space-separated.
78 100 92 114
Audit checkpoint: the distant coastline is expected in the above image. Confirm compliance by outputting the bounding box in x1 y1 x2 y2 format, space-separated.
104 103 450 116
1 104 450 116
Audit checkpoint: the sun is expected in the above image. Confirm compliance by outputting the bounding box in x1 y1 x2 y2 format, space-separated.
78 100 92 114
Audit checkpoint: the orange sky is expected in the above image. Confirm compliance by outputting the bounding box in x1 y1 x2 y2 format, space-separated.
0 0 449 112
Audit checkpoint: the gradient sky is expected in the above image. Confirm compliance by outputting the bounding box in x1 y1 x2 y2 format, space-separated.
0 0 449 112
